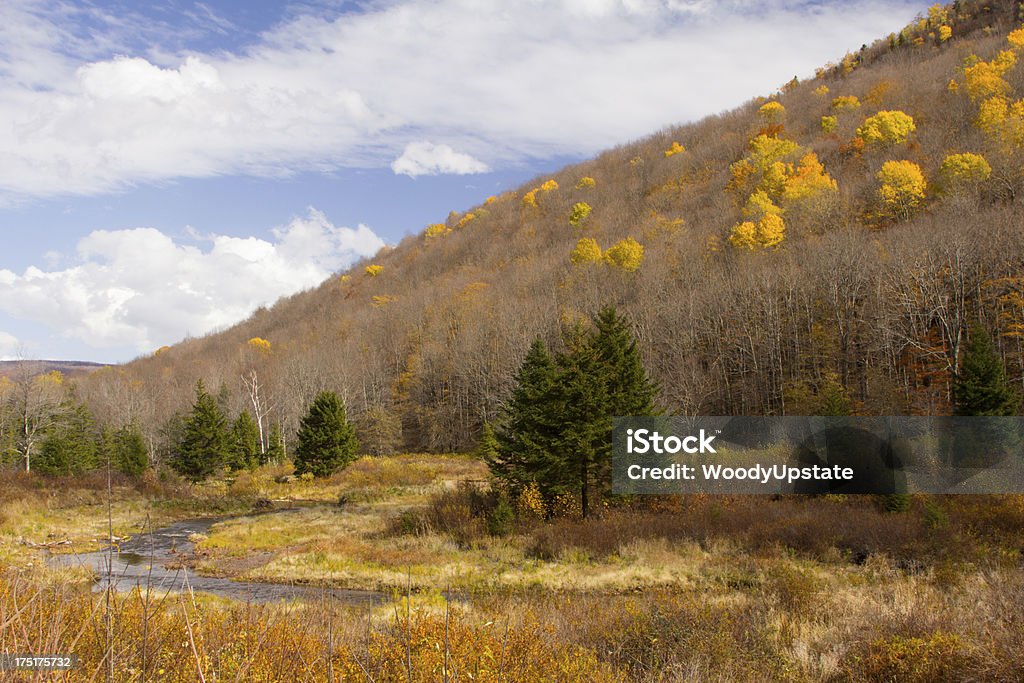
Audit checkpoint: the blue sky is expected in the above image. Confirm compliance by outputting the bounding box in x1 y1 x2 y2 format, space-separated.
0 0 931 363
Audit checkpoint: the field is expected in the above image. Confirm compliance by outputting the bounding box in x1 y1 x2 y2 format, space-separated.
2 455 1024 681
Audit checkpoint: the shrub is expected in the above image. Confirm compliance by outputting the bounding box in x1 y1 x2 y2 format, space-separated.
576 176 596 188
821 115 838 133
486 496 516 536
365 264 383 276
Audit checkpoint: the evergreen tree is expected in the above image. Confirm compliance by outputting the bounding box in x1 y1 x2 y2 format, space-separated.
36 401 97 476
265 422 285 464
591 306 659 416
954 325 1019 415
550 341 610 518
174 380 231 481
229 410 261 470
294 391 359 477
490 339 560 492
490 308 659 517
114 423 148 476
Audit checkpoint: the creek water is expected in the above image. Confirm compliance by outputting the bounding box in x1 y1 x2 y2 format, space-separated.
48 514 382 605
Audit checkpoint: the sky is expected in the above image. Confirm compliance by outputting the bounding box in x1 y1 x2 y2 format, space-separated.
0 0 933 363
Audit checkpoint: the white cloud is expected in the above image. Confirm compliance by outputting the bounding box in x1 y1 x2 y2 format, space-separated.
0 331 19 360
391 141 489 177
0 0 930 200
0 210 385 352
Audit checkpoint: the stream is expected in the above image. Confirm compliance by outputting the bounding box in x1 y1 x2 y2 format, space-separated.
48 514 383 605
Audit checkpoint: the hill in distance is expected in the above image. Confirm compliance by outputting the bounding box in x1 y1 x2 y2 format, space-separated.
0 360 109 381
81 0 1024 458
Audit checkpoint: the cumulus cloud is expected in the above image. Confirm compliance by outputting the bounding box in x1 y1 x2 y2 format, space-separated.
0 0 928 200
0 210 385 352
391 142 489 177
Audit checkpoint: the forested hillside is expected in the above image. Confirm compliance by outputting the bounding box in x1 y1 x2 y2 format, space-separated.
9 0 1024 466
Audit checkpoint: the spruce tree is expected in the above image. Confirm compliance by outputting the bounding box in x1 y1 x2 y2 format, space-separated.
229 410 261 470
114 423 148 476
37 401 97 475
265 422 285 464
954 325 1019 415
591 306 659 416
490 339 559 492
294 391 359 477
491 309 659 517
174 380 231 481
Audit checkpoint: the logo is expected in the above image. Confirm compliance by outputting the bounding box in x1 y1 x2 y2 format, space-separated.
626 428 717 454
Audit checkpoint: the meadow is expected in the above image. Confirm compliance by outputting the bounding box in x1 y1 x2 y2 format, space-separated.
2 455 1023 681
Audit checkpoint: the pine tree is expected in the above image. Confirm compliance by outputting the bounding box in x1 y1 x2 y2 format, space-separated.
294 391 359 478
954 325 1019 415
114 423 148 476
174 380 231 481
229 410 261 470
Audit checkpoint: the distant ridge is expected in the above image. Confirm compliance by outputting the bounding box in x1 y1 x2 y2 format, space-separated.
0 360 110 379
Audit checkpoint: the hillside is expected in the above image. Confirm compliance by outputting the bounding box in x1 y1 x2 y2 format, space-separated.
80 0 1024 458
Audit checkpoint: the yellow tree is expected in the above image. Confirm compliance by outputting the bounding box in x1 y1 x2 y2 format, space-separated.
569 202 592 227
877 160 926 220
603 238 644 272
939 153 992 192
570 238 603 265
857 110 916 146
963 51 1016 102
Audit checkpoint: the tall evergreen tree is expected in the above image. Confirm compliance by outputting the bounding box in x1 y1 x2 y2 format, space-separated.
114 423 149 476
294 391 359 477
591 306 659 417
36 401 97 475
265 422 285 464
490 339 560 491
490 308 659 517
229 410 261 470
954 325 1019 415
174 380 231 481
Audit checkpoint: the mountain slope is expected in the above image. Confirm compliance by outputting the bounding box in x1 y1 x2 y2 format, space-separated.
82 0 1024 456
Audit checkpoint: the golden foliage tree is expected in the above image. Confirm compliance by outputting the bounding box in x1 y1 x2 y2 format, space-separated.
569 202 592 227
831 96 861 111
664 141 686 157
877 160 927 220
939 153 992 190
570 237 603 265
963 51 1016 101
365 264 384 277
856 110 916 146
758 101 786 124
603 238 644 272
247 337 272 353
